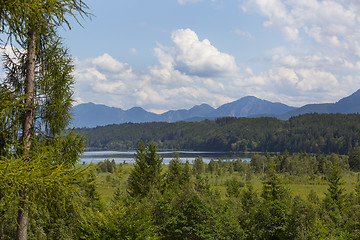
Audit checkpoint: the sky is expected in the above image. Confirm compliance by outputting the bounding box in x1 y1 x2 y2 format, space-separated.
36 1 360 112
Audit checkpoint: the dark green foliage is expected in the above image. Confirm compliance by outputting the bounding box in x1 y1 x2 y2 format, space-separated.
252 200 289 239
250 154 267 173
207 159 218 174
287 196 317 239
324 161 347 228
324 162 346 212
0 1 91 239
225 177 243 197
241 183 259 211
163 154 190 191
344 205 360 239
192 156 205 176
78 113 360 156
349 147 360 171
80 201 160 240
163 195 219 240
261 166 288 202
97 159 116 173
127 141 163 198
4 123 360 240
0 88 22 158
277 151 290 173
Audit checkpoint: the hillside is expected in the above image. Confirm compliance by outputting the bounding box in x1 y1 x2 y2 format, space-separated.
77 113 360 154
278 89 360 120
73 89 360 128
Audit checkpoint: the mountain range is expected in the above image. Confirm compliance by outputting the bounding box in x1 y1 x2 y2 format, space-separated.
72 89 360 128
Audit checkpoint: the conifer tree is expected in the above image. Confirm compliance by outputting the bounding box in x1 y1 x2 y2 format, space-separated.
261 163 287 202
324 161 346 213
128 141 163 198
0 1 90 239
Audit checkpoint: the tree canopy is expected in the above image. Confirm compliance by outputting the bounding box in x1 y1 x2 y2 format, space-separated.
78 113 360 155
0 1 90 239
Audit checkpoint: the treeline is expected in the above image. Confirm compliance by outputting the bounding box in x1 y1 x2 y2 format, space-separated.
2 142 360 239
78 113 360 154
78 143 360 239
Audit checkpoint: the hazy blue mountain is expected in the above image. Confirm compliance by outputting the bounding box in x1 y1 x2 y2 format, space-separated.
72 89 360 127
72 104 157 128
125 107 158 122
72 102 215 127
159 104 215 122
277 103 333 120
330 89 360 113
211 96 297 118
72 102 127 128
277 89 360 120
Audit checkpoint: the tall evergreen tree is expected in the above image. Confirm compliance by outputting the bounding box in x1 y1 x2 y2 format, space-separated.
325 161 346 210
324 161 346 228
0 1 90 239
128 141 163 198
261 164 288 202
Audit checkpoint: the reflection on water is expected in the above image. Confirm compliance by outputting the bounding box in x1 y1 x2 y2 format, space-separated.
80 151 252 164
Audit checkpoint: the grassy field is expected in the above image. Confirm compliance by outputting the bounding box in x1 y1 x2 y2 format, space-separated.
88 163 359 203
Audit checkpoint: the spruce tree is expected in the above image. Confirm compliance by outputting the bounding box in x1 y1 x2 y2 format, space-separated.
127 141 163 198
324 161 346 215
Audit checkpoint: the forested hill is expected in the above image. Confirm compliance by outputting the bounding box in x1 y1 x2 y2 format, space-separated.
77 113 360 154
73 89 360 127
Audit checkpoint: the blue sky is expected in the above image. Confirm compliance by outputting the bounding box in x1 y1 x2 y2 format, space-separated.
59 0 360 113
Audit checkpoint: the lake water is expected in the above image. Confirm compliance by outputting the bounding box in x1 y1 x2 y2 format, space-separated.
80 151 252 164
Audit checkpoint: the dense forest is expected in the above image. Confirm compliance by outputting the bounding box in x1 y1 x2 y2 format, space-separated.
3 1 360 239
78 113 360 154
2 142 360 239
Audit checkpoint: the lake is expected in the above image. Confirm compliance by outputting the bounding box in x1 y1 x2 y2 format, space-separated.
80 150 252 164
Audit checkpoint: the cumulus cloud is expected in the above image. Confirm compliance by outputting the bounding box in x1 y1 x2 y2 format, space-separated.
242 0 360 53
268 67 338 92
73 54 139 107
242 0 299 41
73 27 358 112
74 29 246 110
156 28 239 77
240 0 360 104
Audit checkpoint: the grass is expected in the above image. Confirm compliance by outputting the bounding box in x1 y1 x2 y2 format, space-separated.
91 163 359 203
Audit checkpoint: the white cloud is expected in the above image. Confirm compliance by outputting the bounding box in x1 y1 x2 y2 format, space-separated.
73 27 358 111
232 29 255 40
270 54 360 73
90 53 131 74
243 0 360 53
74 29 245 110
269 67 338 92
242 0 299 41
157 28 239 77
239 0 360 105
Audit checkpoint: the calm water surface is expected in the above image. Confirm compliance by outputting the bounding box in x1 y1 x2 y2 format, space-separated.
80 151 252 164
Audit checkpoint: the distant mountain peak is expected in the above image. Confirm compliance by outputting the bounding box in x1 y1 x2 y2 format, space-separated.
189 103 214 112
213 95 295 118
127 106 146 112
72 89 360 127
278 89 360 119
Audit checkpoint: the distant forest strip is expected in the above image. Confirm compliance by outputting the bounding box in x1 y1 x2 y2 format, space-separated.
76 113 360 154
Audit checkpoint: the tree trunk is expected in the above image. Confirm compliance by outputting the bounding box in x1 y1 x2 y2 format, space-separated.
16 189 29 240
16 29 36 240
21 30 36 158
